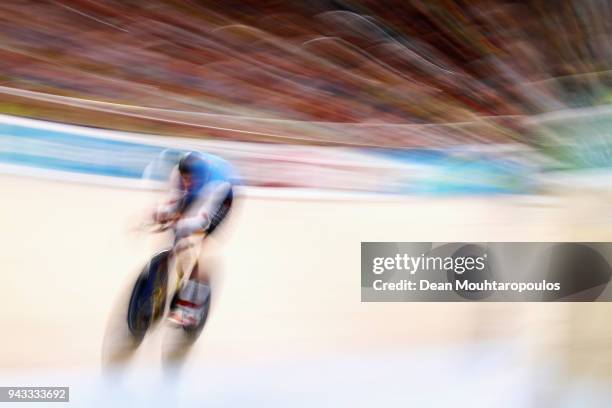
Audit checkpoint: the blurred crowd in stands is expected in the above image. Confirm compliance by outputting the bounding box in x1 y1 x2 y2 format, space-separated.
1 1 611 147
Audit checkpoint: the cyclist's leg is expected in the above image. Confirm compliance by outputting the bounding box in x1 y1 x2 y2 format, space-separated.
186 186 233 282
169 187 233 326
204 186 233 236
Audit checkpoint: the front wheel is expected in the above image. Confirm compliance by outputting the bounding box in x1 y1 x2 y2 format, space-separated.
127 250 170 341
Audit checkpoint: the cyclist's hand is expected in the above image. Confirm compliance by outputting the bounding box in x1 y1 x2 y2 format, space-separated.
153 207 179 224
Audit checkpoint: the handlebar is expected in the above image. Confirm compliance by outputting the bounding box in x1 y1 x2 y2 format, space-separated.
139 220 175 233
137 219 207 256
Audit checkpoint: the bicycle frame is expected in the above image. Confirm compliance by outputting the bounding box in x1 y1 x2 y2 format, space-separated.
159 231 207 318
128 221 210 340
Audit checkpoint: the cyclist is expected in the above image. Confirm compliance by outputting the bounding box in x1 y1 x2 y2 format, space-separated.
152 151 236 328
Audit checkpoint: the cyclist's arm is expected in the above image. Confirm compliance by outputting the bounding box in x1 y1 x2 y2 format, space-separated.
175 181 231 237
154 167 184 223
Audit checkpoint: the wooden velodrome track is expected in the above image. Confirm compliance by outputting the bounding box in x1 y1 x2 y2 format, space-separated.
1 173 612 405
